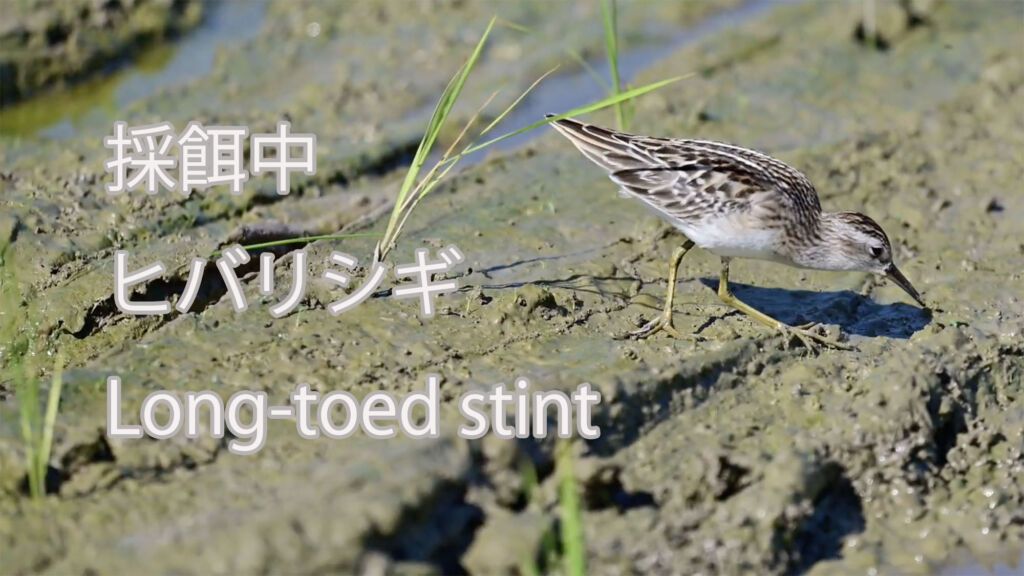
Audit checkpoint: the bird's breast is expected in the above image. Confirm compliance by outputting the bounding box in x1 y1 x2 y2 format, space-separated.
674 214 786 261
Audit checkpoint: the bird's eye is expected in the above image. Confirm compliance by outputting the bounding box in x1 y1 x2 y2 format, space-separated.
869 246 883 258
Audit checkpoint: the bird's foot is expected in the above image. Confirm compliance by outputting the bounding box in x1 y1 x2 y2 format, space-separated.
616 311 683 340
778 323 852 353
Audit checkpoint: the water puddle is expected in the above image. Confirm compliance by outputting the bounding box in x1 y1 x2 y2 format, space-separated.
0 0 268 139
477 0 798 159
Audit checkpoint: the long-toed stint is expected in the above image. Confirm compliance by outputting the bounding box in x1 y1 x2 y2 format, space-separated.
548 116 926 351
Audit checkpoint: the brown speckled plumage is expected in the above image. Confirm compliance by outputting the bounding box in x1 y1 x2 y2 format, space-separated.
549 116 827 253
547 116 926 349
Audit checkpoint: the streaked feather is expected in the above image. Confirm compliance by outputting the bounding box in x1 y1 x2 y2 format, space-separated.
544 116 924 316
547 116 823 234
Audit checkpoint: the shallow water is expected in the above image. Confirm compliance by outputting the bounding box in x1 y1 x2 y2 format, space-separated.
0 0 268 139
481 0 800 158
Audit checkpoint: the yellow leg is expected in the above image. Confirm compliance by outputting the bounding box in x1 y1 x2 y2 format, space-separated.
622 240 695 339
716 258 851 351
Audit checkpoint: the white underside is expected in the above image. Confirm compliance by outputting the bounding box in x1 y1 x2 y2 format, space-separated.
629 192 793 264
679 216 783 260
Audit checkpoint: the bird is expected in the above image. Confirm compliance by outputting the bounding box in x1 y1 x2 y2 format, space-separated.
547 115 926 351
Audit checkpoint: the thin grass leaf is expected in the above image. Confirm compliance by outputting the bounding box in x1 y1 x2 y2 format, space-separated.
540 525 559 571
381 17 497 256
558 442 586 576
397 89 500 216
480 66 559 137
395 67 556 228
519 457 540 505
397 64 466 202
495 18 611 93
442 90 501 161
566 48 612 92
385 74 688 259
376 15 688 264
393 21 491 210
39 354 64 492
452 74 688 160
391 152 461 244
391 88 499 239
624 95 637 128
601 0 625 129
3 250 42 499
393 82 508 239
2 244 53 500
17 364 39 498
494 17 531 34
228 233 380 255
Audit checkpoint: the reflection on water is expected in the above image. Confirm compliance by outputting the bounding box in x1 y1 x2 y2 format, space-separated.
0 0 267 140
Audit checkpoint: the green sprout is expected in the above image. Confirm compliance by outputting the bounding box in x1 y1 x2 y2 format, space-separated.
557 441 586 576
518 442 588 576
1 244 64 500
602 0 629 130
372 16 685 263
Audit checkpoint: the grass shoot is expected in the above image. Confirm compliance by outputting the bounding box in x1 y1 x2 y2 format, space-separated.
602 0 629 130
1 244 64 500
557 441 586 576
373 16 686 263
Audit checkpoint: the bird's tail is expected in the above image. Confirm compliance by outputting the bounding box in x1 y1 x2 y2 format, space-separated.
545 114 658 173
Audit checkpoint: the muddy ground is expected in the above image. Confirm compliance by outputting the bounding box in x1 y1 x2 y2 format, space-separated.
0 0 204 106
1 0 1022 574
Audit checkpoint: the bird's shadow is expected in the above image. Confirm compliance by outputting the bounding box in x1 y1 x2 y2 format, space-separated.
437 247 930 340
697 279 931 339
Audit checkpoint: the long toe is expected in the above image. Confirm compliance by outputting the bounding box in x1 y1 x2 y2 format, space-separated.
781 325 852 352
620 318 663 340
617 313 681 340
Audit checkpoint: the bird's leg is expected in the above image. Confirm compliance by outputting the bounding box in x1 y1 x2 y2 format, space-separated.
715 258 852 352
621 240 696 339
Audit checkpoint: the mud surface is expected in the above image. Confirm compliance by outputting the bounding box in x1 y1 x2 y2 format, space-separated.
1 1 1022 574
0 0 204 106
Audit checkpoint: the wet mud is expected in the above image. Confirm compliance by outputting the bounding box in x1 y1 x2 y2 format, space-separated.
0 0 203 106
1 1 1022 574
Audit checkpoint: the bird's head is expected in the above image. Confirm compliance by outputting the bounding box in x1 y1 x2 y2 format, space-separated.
816 212 926 308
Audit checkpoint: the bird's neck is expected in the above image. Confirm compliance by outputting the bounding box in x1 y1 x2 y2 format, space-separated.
788 212 849 270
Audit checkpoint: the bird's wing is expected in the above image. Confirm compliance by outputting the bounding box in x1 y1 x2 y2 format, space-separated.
549 117 821 221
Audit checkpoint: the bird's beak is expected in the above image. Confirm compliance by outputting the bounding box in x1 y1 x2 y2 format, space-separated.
885 264 927 308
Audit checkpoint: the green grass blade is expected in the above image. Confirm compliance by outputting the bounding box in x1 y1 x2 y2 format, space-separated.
381 17 497 255
558 442 586 576
393 65 556 234
518 457 540 506
479 66 559 137
495 18 612 93
601 0 625 129
566 48 612 93
451 74 688 160
16 364 40 498
375 16 688 264
394 87 499 221
235 233 380 254
495 17 531 34
391 155 461 239
38 354 64 494
4 249 42 499
207 234 379 258
396 16 494 202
